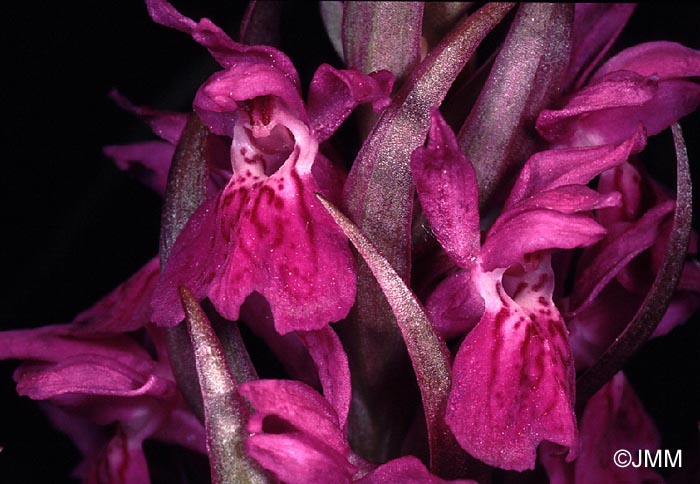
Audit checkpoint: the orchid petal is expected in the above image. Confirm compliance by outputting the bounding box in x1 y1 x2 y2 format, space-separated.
154 165 357 334
570 201 675 315
245 433 356 484
194 63 307 137
564 3 637 91
240 379 348 455
358 455 477 484
412 110 480 269
85 430 151 484
14 356 172 400
145 0 299 88
592 41 700 82
505 128 646 209
342 2 424 85
298 327 352 429
458 3 574 207
481 209 607 272
307 65 394 142
576 123 692 409
542 373 663 484
72 257 160 334
447 257 577 471
103 142 174 196
426 271 485 340
108 89 187 144
537 71 700 147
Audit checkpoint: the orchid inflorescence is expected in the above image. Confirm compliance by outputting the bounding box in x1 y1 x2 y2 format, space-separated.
2 2 699 483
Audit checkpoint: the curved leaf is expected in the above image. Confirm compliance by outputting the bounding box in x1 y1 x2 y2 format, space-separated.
576 123 693 410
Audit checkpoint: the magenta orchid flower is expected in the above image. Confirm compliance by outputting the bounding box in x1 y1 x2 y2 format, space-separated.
0 259 205 483
412 111 649 471
144 0 393 335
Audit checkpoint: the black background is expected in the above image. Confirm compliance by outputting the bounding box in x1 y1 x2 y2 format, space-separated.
1 2 698 483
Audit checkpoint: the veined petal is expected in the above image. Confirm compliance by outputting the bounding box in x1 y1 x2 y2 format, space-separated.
239 379 349 457
426 271 484 340
505 129 646 209
570 201 675 315
103 142 174 196
307 65 394 142
245 433 356 484
537 70 700 147
357 455 477 484
14 354 173 400
73 257 160 334
537 71 658 147
592 41 700 82
447 256 577 471
481 209 607 272
145 0 300 88
541 372 663 484
298 327 352 429
412 110 480 269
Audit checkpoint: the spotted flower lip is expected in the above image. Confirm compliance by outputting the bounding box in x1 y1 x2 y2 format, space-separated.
145 0 393 334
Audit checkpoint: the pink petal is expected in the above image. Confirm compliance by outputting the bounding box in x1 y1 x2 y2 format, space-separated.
239 379 348 455
103 142 174 196
245 433 357 484
14 355 173 400
425 271 484 340
481 209 607 272
108 90 187 144
193 63 307 137
447 257 577 471
542 372 663 484
596 161 645 226
592 41 700 82
84 430 151 484
537 71 700 147
412 110 480 269
505 129 646 209
145 0 300 88
307 66 394 142
569 201 675 315
73 257 160 334
298 327 352 429
358 455 476 484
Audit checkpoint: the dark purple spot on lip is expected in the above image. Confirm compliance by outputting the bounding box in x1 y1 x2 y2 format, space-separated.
538 296 549 306
511 282 528 299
